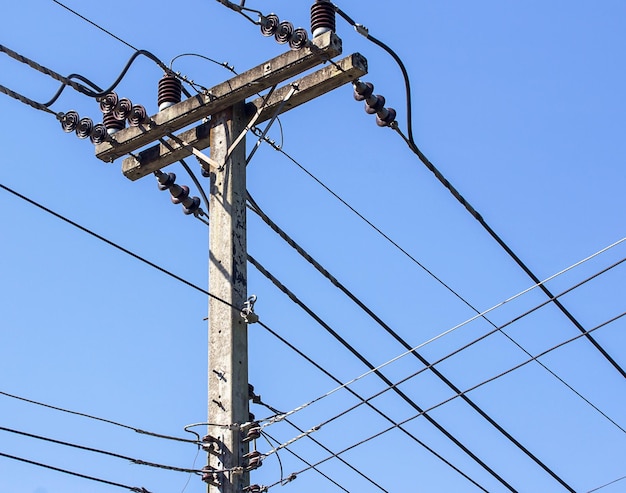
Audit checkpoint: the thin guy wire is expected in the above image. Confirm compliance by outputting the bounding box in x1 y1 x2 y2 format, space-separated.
249 135 625 434
300 255 626 442
261 236 626 425
587 474 626 493
248 254 517 492
0 426 201 474
267 310 626 489
53 0 139 51
263 409 389 492
246 194 576 490
261 430 350 492
257 320 489 492
336 3 626 379
0 451 150 493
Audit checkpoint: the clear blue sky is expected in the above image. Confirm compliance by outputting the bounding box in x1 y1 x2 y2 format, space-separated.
1 1 625 492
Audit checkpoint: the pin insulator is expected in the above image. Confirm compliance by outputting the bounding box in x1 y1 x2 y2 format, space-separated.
76 117 94 139
158 74 182 111
201 465 220 486
242 424 262 443
260 13 280 36
243 450 263 471
311 0 336 38
103 112 126 134
61 110 80 133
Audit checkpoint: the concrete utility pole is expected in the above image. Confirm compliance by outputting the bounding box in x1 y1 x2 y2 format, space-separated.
95 30 367 493
206 102 250 492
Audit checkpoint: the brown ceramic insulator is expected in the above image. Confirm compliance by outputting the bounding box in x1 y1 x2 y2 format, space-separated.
157 74 182 111
311 0 336 37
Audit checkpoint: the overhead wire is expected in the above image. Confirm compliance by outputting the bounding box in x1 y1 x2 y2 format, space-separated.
0 183 234 309
0 389 197 445
0 451 151 493
333 2 626 380
246 192 580 490
258 235 626 426
265 309 626 490
251 127 626 435
256 320 489 492
0 184 387 491
281 254 626 448
0 426 202 474
246 156 626 436
248 254 518 492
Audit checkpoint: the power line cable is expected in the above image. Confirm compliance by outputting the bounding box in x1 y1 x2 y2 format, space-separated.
333 3 626 381
248 254 518 492
0 43 96 96
0 426 201 474
0 451 151 493
0 83 61 115
0 184 391 490
247 179 626 435
0 183 233 309
246 193 577 490
261 430 350 492
256 320 489 492
0 389 197 445
289 256 626 446
7 183 617 490
267 310 625 490
259 235 626 427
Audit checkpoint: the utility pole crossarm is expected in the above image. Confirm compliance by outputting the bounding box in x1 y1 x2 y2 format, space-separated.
94 31 342 163
121 52 368 180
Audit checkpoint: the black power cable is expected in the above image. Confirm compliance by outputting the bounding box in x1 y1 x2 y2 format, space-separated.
257 320 489 492
247 193 575 491
0 451 151 493
248 254 518 492
265 309 626 492
333 3 626 381
0 184 386 491
0 426 201 474
251 136 626 435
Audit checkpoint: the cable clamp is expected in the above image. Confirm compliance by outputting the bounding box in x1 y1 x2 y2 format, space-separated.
241 295 259 324
355 23 369 37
